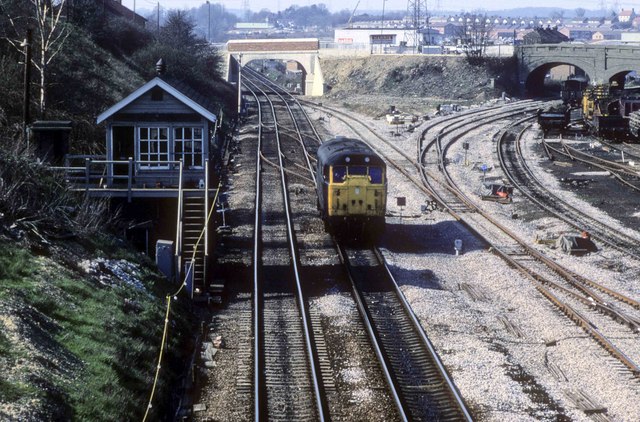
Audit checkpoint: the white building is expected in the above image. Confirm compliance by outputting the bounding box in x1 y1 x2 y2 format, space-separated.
621 32 640 42
334 27 443 50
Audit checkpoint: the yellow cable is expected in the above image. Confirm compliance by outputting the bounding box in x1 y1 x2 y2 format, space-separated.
141 181 222 420
142 296 171 422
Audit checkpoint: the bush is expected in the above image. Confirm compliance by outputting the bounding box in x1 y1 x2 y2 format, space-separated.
0 143 114 236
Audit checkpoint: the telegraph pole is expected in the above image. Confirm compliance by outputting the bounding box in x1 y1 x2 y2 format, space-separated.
207 1 211 41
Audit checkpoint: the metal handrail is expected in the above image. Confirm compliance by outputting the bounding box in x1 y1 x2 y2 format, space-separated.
204 159 210 284
52 158 187 191
174 160 184 282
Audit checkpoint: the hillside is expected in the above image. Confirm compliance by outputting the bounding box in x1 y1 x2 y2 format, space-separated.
320 55 518 115
0 7 235 419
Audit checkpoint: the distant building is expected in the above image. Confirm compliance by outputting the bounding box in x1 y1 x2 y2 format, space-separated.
618 9 636 23
235 22 274 30
522 27 568 44
443 23 462 38
621 32 640 42
334 28 422 48
569 29 595 41
420 28 444 45
593 30 622 41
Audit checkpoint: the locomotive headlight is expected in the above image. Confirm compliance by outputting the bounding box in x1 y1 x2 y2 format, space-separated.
355 187 361 195
365 157 370 163
345 157 351 162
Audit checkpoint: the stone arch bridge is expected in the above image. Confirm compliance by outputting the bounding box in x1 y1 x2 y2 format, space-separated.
225 38 324 96
517 44 640 94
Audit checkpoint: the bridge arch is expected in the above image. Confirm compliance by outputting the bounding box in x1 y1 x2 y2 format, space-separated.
524 62 590 97
224 39 324 96
518 44 640 94
605 69 640 88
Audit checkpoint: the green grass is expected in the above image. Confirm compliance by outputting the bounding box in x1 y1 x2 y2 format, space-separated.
0 379 32 402
0 245 33 280
0 241 190 421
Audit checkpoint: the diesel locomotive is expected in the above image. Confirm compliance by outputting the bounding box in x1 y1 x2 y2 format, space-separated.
582 83 640 140
316 137 387 240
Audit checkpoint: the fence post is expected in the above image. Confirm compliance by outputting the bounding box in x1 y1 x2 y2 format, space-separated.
85 158 91 193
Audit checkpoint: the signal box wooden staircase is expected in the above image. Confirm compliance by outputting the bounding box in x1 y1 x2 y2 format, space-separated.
181 194 208 296
174 161 223 300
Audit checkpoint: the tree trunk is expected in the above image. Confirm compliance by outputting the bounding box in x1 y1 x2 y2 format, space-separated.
39 56 46 118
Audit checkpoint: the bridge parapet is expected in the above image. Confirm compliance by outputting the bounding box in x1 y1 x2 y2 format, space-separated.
517 43 640 92
225 38 323 96
227 38 319 52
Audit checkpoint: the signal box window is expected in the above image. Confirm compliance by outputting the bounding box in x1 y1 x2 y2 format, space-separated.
333 166 346 183
139 127 169 168
369 167 383 184
174 127 204 168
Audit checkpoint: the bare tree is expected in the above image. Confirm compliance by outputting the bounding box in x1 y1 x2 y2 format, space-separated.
1 0 71 118
455 13 493 62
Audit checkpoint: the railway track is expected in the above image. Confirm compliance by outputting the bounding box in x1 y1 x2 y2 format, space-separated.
244 78 327 420
305 98 640 379
245 70 475 419
499 125 640 259
338 244 472 421
421 111 640 379
542 138 640 192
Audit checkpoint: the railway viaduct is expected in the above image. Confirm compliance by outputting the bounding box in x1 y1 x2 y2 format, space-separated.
517 43 640 94
225 38 324 96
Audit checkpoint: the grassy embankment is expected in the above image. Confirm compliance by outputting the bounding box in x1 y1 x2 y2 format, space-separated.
0 235 192 420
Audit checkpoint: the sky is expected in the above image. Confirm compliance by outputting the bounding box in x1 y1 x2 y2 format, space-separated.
122 0 637 14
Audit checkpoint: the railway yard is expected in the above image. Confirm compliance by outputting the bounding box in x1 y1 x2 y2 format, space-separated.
187 69 640 421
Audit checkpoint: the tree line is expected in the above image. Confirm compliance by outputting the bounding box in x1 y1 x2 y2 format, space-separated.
0 0 231 143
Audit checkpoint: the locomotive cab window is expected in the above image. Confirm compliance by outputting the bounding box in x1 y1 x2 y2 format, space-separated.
369 166 383 184
333 166 346 183
349 166 367 176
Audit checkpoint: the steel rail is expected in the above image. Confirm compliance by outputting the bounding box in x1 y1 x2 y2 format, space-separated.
553 141 640 191
372 247 473 421
297 98 640 377
503 127 640 260
335 244 409 422
428 114 640 378
242 83 265 421
243 77 328 421
245 66 324 145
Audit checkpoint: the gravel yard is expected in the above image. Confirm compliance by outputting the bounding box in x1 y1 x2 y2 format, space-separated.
307 98 640 421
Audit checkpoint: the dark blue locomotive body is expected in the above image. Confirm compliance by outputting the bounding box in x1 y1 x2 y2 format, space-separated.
316 137 387 241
